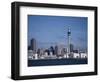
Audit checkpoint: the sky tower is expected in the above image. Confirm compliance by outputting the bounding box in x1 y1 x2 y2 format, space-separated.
68 28 71 56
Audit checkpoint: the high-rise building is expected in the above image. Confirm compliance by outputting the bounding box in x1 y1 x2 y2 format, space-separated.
55 45 58 55
37 48 40 55
70 44 74 52
55 45 62 55
61 48 67 55
50 46 55 55
30 38 37 53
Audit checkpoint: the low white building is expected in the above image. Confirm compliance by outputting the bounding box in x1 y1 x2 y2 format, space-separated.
63 54 67 58
39 52 48 59
28 50 39 60
28 50 34 60
81 53 87 58
44 52 48 57
34 53 38 59
73 53 80 58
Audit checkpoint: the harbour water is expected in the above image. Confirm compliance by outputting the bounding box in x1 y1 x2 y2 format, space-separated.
28 58 87 67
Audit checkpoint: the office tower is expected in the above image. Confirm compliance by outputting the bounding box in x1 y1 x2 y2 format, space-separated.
55 45 58 55
39 48 44 56
70 44 74 52
37 48 40 55
28 45 31 50
50 46 55 55
44 49 49 56
61 48 67 55
30 38 37 53
55 45 62 55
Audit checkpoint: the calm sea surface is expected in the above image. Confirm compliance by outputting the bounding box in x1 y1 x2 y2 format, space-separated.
28 58 87 67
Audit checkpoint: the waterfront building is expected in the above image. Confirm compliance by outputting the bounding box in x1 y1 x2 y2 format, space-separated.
55 45 58 55
70 44 74 52
73 53 80 58
50 46 55 55
81 53 87 58
28 50 34 60
30 38 37 53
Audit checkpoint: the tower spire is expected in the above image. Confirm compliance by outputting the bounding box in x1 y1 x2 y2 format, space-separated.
68 27 71 57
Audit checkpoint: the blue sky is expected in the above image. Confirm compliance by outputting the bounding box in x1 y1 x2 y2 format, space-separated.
28 15 87 51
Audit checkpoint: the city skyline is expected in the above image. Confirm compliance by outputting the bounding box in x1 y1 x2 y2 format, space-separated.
28 15 88 51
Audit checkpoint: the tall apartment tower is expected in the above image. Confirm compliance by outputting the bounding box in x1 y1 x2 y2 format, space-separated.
30 38 37 53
